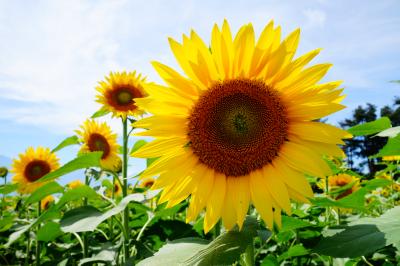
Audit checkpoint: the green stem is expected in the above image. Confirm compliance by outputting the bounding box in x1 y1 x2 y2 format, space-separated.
122 118 130 262
325 176 330 223
36 202 41 266
83 174 89 258
242 238 255 266
24 229 30 266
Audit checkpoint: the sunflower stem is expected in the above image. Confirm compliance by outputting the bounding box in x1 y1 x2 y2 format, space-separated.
83 174 89 258
122 117 130 263
35 201 41 266
242 238 255 266
325 176 330 223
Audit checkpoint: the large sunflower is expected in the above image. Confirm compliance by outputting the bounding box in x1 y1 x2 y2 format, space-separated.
96 71 147 119
76 119 121 171
132 20 350 233
11 147 60 194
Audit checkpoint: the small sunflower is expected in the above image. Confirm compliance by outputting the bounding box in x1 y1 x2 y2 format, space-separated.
132 20 349 232
11 147 60 194
382 155 400 161
139 177 156 189
375 173 392 180
76 119 121 171
96 71 147 119
327 174 360 199
106 180 122 197
68 179 83 189
41 195 55 210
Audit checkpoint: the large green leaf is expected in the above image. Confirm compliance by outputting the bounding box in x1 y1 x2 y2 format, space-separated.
78 247 116 265
37 152 102 183
130 139 148 154
24 181 64 206
278 244 309 262
60 193 153 233
37 221 63 242
52 135 80 153
374 126 400 138
313 206 400 257
56 185 99 208
138 216 259 266
347 117 391 136
373 135 400 157
0 183 18 194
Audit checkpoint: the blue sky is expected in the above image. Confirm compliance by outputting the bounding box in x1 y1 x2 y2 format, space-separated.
0 0 399 182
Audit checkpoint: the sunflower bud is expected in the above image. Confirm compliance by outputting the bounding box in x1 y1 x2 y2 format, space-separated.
0 167 8 178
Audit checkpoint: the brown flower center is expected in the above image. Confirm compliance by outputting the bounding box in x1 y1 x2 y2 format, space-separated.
188 79 289 177
24 160 51 182
88 133 110 159
106 86 145 111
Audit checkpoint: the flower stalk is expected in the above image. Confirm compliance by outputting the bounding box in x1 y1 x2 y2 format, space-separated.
122 117 130 262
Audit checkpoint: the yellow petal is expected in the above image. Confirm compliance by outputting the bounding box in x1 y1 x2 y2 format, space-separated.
132 138 187 158
204 173 226 233
249 170 273 229
263 165 292 215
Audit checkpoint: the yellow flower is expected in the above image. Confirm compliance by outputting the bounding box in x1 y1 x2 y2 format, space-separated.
132 20 349 233
68 179 83 189
11 147 60 194
328 174 360 199
375 173 392 180
106 180 122 197
139 177 155 189
393 183 400 192
76 119 121 171
41 195 55 210
96 71 147 119
382 155 400 161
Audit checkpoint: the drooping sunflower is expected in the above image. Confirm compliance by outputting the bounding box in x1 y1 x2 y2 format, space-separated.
327 174 360 199
11 147 60 194
96 71 147 119
76 119 121 171
132 20 350 232
138 177 156 189
68 179 83 189
41 195 55 210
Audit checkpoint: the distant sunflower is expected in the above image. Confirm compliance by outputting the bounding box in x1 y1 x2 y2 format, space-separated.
132 20 349 232
106 180 122 197
41 195 55 210
68 179 83 189
327 174 359 199
11 147 60 194
76 119 121 171
96 71 147 119
139 177 156 189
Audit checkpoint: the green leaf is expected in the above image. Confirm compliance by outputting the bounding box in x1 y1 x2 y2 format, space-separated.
280 216 313 232
91 108 110 118
373 135 400 157
37 221 63 242
139 216 259 266
24 181 63 206
278 244 309 262
52 135 80 153
6 208 60 247
137 238 209 266
374 126 400 138
314 206 400 257
60 193 154 233
347 117 391 136
37 152 102 183
130 139 147 154
0 183 18 194
78 247 116 265
56 185 99 208
261 255 279 266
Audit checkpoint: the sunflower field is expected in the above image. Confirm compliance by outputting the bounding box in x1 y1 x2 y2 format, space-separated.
1 20 400 266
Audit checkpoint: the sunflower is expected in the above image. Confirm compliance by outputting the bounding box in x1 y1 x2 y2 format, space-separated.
76 119 121 171
327 174 360 199
11 147 60 194
96 71 147 119
138 177 156 189
41 195 55 210
132 20 349 232
68 179 83 189
382 155 400 161
106 180 122 197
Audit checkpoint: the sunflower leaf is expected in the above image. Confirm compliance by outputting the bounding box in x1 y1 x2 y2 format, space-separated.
37 221 64 242
313 206 400 257
347 117 391 136
56 185 100 209
52 135 80 153
24 181 64 206
91 108 110 118
37 152 102 183
372 135 400 158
